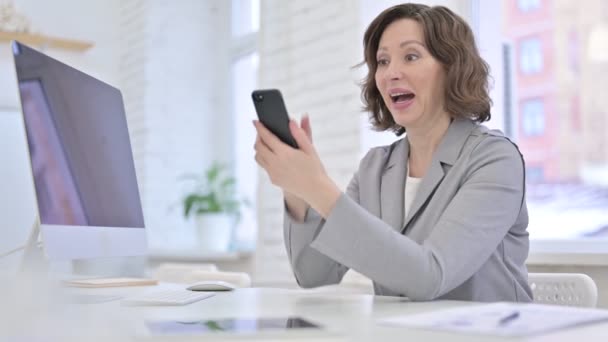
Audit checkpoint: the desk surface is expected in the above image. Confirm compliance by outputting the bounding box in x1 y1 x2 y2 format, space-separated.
4 285 608 341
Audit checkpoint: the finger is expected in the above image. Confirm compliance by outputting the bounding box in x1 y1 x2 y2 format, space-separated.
253 134 261 150
254 134 271 152
254 135 274 161
289 120 314 154
254 153 269 170
253 120 288 153
301 113 312 142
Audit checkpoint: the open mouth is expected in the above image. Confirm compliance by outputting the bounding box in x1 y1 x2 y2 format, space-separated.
390 92 415 104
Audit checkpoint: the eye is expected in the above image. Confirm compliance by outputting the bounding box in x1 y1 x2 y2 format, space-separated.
377 58 389 66
405 54 419 62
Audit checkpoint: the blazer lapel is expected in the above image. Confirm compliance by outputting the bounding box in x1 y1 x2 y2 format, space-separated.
380 138 408 231
401 118 477 232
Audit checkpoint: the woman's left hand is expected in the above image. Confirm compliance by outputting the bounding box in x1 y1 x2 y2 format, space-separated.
253 119 341 217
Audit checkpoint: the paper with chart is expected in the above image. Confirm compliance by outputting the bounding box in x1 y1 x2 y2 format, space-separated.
379 302 608 337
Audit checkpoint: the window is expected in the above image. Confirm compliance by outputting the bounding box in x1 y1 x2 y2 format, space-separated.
521 99 545 137
476 0 608 246
526 166 544 183
517 0 541 12
231 0 259 250
519 37 543 74
232 52 259 250
231 0 260 37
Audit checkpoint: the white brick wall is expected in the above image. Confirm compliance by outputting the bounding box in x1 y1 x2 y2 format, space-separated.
254 0 363 285
118 0 148 199
118 0 233 251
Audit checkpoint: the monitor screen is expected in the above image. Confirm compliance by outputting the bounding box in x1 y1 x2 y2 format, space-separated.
12 41 146 260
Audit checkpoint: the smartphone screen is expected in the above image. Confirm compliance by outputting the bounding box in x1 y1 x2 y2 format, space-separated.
252 89 298 148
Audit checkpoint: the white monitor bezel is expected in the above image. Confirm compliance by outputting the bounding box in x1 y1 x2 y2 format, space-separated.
40 224 146 260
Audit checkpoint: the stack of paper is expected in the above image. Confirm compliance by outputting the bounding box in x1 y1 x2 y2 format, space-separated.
379 302 608 337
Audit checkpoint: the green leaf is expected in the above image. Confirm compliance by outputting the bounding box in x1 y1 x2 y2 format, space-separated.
220 178 236 189
206 162 221 183
204 320 224 331
183 194 201 217
177 161 249 223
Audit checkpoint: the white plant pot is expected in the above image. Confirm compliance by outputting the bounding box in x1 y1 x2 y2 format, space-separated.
195 213 234 253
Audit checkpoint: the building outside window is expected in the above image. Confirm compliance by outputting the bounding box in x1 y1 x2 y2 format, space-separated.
473 0 608 242
526 166 544 184
517 0 541 12
519 37 543 75
521 98 545 137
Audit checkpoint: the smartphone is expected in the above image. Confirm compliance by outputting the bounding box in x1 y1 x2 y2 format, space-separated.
251 89 298 148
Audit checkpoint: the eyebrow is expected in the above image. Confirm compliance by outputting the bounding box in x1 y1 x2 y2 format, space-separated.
377 40 426 53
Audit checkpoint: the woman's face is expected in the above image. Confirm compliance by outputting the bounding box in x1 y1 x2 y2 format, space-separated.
374 18 448 130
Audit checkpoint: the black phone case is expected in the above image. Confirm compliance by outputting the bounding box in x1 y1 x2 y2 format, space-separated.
252 89 298 148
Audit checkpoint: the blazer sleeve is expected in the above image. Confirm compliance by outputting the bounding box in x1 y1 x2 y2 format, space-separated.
308 136 525 300
283 170 361 288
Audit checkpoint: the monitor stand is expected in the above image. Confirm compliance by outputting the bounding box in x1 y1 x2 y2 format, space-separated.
72 256 147 278
17 217 145 278
19 216 146 278
19 216 48 275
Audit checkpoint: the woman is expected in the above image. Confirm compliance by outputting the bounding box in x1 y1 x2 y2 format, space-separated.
253 3 532 302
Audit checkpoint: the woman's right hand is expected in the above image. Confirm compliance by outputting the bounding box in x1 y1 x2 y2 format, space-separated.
299 113 313 142
283 114 313 221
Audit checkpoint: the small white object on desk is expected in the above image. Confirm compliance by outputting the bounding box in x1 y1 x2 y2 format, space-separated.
187 280 236 292
379 302 608 337
183 270 251 287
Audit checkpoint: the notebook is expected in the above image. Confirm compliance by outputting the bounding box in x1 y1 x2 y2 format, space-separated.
63 277 158 288
379 302 608 337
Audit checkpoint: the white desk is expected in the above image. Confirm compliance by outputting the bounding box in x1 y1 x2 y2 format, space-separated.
4 285 608 341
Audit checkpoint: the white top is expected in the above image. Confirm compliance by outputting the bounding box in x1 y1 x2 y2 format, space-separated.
404 175 422 220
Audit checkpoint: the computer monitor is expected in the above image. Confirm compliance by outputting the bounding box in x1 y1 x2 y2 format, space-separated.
11 41 147 261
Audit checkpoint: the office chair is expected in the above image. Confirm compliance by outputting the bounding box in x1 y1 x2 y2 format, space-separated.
528 273 598 308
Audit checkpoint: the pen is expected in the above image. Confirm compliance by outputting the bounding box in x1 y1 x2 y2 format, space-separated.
497 311 520 326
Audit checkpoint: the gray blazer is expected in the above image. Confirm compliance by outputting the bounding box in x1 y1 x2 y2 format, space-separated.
283 118 533 302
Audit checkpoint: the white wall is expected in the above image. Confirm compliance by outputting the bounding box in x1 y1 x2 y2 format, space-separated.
254 0 363 285
0 0 121 270
0 108 36 270
0 0 122 107
117 0 234 253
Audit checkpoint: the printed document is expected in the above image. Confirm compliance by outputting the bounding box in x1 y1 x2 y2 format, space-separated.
379 302 608 337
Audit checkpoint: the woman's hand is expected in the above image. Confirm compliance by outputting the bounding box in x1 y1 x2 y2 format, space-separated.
253 115 341 218
282 116 313 221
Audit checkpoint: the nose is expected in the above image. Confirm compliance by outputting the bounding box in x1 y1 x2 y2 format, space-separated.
385 62 402 81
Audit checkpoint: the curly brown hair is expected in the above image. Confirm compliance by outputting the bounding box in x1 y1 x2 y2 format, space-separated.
361 3 492 135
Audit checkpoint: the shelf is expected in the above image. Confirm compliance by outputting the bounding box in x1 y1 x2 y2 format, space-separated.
0 30 93 51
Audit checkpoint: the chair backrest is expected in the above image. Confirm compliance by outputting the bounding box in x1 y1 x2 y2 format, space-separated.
528 273 598 308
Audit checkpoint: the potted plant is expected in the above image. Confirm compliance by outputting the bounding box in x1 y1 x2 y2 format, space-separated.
180 162 246 253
